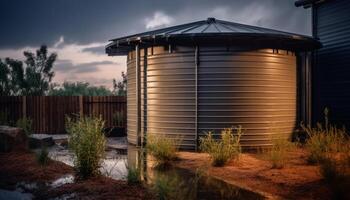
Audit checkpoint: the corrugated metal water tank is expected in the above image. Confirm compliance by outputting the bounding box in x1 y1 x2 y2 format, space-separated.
107 18 320 150
126 46 296 149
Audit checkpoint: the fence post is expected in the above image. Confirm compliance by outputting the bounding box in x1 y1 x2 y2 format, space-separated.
22 96 26 118
79 96 84 117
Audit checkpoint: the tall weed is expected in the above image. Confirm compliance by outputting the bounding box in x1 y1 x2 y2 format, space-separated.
200 126 243 167
267 136 295 169
146 134 180 165
301 108 347 164
66 116 106 179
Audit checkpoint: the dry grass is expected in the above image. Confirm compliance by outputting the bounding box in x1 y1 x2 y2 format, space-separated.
146 133 180 165
199 126 242 167
66 116 106 179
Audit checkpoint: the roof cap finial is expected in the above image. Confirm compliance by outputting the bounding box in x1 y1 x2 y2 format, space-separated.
206 17 216 23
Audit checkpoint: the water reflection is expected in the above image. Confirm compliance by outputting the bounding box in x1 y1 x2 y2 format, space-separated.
128 146 264 200
47 142 264 199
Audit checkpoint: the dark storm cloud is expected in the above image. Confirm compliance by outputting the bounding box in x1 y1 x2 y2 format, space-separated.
0 0 310 49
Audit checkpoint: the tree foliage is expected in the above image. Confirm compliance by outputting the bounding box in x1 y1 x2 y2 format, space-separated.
0 45 56 96
113 71 127 96
48 82 113 96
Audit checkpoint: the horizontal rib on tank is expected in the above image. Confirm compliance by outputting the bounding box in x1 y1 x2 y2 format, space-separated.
143 46 196 150
197 47 296 148
127 51 137 145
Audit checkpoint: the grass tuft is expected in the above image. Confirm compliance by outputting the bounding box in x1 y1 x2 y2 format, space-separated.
146 134 180 166
126 165 141 185
200 126 243 167
301 108 347 164
267 136 295 169
66 116 106 179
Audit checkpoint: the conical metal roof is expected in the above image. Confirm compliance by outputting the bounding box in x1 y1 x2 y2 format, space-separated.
106 18 321 55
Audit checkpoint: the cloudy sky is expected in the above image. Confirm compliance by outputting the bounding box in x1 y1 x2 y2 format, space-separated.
0 0 310 88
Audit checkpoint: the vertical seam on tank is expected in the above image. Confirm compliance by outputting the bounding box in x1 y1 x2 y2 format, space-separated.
136 44 141 146
195 45 199 151
143 48 148 148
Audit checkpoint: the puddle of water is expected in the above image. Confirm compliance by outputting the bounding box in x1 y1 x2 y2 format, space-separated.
48 144 128 180
0 189 33 200
49 193 77 200
46 139 264 199
145 166 264 200
51 174 74 188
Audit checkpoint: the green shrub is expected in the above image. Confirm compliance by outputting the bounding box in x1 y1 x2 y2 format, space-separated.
36 146 49 165
146 134 180 165
267 136 295 169
66 116 106 179
200 126 243 167
301 108 347 164
16 117 33 135
127 165 141 185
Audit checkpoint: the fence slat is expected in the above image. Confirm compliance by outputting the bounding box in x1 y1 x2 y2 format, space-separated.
0 96 126 134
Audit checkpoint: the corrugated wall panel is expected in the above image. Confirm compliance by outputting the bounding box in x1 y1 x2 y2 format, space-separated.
127 46 297 149
145 47 196 150
127 51 138 144
198 48 297 148
313 0 350 126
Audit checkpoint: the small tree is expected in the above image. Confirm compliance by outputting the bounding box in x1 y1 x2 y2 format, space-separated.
0 45 56 96
113 71 127 96
22 45 57 95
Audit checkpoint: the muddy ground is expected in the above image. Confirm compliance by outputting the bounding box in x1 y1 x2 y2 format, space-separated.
174 148 333 200
0 151 153 200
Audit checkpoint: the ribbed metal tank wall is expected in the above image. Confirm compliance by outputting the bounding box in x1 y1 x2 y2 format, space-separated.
197 47 296 148
313 0 350 126
127 46 297 149
143 46 196 149
127 51 137 144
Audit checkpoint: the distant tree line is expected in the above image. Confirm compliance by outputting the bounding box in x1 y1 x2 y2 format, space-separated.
0 45 126 96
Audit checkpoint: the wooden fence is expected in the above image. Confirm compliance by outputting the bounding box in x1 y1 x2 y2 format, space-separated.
0 96 126 134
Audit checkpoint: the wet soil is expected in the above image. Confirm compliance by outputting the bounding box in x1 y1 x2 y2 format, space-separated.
0 150 153 200
174 148 332 200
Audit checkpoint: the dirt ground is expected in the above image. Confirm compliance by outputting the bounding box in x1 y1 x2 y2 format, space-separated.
0 151 153 200
174 148 332 200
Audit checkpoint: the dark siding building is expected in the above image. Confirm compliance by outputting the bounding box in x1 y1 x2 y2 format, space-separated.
296 0 350 126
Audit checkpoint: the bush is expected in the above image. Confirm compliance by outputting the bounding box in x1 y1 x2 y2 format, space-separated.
16 117 33 135
267 136 295 169
66 116 106 179
146 134 179 165
200 126 243 167
127 165 141 185
301 108 347 164
36 146 49 165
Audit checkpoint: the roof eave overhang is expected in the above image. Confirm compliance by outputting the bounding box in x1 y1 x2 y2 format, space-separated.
295 0 328 8
106 33 322 56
